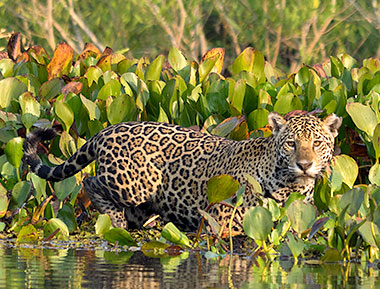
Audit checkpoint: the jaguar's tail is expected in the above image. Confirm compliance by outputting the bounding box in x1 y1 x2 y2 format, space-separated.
23 128 96 181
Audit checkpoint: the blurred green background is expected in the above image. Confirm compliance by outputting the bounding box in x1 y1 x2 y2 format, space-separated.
0 0 379 72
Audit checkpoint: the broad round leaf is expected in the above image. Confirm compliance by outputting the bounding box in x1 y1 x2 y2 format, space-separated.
95 214 112 235
39 78 64 100
11 181 31 208
80 94 100 120
369 162 380 186
243 206 273 241
168 47 187 72
44 218 69 240
231 47 254 75
273 93 303 114
54 100 74 132
287 200 316 234
206 175 239 204
346 102 378 137
17 224 38 243
54 176 78 201
286 232 304 259
86 66 103 86
106 94 135 125
0 77 27 109
97 79 121 100
331 155 358 188
57 203 78 233
338 187 364 216
0 184 9 218
4 137 24 168
104 228 137 246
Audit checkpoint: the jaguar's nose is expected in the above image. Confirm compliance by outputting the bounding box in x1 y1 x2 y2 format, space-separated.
296 160 313 172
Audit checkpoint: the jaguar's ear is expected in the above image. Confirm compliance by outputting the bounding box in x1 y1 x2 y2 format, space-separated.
268 111 286 134
323 113 342 138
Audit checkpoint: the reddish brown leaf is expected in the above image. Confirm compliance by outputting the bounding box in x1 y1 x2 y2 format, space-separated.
0 51 9 60
26 45 50 64
79 43 101 61
16 52 29 62
62 82 83 95
312 63 327 78
103 47 114 56
7 32 21 61
47 43 74 80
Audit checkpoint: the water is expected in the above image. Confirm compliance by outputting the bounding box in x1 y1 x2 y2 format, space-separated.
0 239 379 289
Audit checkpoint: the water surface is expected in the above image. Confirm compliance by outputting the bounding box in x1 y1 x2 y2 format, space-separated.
0 239 379 288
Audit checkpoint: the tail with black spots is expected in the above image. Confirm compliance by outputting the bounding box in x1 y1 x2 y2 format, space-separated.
23 128 97 181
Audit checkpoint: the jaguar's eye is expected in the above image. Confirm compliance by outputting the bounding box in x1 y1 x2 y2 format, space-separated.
286 140 296 148
313 140 322 147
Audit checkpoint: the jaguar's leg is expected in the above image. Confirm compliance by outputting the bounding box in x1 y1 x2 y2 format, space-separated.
83 177 128 228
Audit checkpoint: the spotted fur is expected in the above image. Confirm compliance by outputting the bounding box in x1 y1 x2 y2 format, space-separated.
23 112 342 231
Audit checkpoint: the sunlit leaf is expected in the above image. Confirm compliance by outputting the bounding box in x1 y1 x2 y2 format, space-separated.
369 162 380 186
4 137 24 169
54 100 74 132
0 58 14 77
47 43 74 80
286 232 304 259
0 77 27 109
232 47 255 75
0 184 9 218
161 222 191 247
97 79 121 100
330 155 358 188
80 94 100 120
373 124 380 160
321 247 341 262
44 218 69 240
346 102 378 137
95 214 112 236
273 93 302 114
86 66 103 86
106 94 136 124
168 47 187 72
145 55 164 81
17 224 38 243
104 228 137 246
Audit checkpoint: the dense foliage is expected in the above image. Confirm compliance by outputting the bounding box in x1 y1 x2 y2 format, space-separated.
0 0 379 72
1 33 380 262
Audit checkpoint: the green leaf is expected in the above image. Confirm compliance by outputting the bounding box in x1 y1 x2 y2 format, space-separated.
54 176 77 201
145 55 164 81
97 79 121 100
59 131 76 159
17 224 38 243
370 162 380 186
106 94 136 124
39 78 64 100
198 54 219 83
287 200 316 234
286 232 304 259
54 100 74 132
0 184 8 218
243 206 273 241
43 218 69 240
30 173 47 201
168 47 187 72
19 92 41 129
86 66 103 86
11 181 31 208
0 77 27 109
95 214 112 235
161 222 191 247
321 247 341 262
330 155 358 188
338 187 364 216
206 175 239 204
80 94 100 120
346 102 378 137
0 58 14 77
198 209 221 235
57 203 78 233
104 228 137 246
273 93 302 114
295 66 310 87
373 124 380 160
4 137 24 169
231 47 255 75
141 241 170 258
247 108 269 130
230 79 246 113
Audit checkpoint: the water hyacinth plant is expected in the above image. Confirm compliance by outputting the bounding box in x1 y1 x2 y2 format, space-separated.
0 33 380 262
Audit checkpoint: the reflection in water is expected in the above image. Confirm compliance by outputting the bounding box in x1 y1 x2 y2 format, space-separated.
0 240 379 289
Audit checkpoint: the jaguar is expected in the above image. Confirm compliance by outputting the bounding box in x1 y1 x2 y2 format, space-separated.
23 112 342 231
